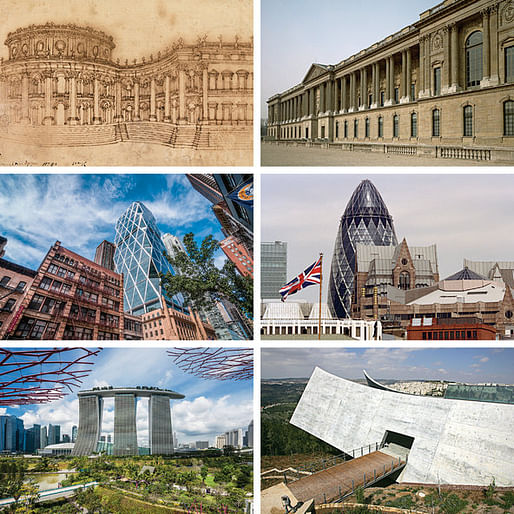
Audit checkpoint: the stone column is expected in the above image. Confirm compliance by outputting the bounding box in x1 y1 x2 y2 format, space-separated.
450 25 459 92
134 80 140 121
67 73 79 125
400 50 407 101
114 80 122 122
482 8 491 85
164 75 171 122
326 80 333 112
309 88 315 116
371 64 377 108
442 27 451 93
389 56 395 103
21 73 30 124
341 75 347 111
489 5 499 85
406 48 412 100
419 37 426 95
385 58 392 106
178 67 186 123
93 77 101 124
320 83 325 113
348 73 354 112
43 72 54 125
360 67 367 110
149 77 156 121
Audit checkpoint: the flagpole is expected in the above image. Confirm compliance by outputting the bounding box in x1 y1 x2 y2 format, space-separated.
318 253 323 341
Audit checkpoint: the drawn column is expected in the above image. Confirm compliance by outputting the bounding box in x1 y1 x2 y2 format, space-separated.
202 64 208 123
21 72 30 124
133 79 140 121
178 65 186 124
93 76 102 124
67 72 79 125
42 71 54 125
149 76 156 121
164 75 171 122
114 79 122 122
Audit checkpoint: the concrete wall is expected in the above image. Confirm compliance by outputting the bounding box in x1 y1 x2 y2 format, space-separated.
290 367 514 486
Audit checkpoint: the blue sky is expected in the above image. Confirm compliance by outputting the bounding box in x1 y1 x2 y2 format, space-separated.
2 348 253 447
0 174 226 270
262 348 514 384
261 0 436 114
262 174 514 303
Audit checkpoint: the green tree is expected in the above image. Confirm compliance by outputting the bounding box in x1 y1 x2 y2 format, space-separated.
160 233 253 316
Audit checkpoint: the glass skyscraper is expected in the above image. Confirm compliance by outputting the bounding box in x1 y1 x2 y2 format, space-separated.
261 241 287 300
114 202 182 315
328 180 397 319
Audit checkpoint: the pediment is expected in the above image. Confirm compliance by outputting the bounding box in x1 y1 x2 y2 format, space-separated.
302 63 330 84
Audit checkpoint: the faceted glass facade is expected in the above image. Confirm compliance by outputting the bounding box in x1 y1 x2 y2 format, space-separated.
328 180 397 318
261 241 287 300
114 202 181 315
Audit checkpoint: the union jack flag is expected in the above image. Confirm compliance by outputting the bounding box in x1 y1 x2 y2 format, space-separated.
279 255 322 302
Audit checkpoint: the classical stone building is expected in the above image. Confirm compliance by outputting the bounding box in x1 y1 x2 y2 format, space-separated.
266 0 514 162
0 23 252 150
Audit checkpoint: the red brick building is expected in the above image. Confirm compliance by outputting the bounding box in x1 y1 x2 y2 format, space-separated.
219 235 253 277
407 317 496 340
0 256 37 339
5 241 124 340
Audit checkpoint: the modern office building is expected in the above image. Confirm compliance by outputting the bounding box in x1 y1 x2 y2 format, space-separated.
187 174 253 258
23 424 41 453
261 241 288 300
114 201 181 316
246 420 253 448
71 425 78 443
328 180 398 319
94 240 116 271
6 241 124 340
0 415 24 453
48 424 61 445
0 24 253 151
224 428 243 449
266 0 514 163
215 434 226 449
195 441 209 449
40 426 48 449
72 386 184 457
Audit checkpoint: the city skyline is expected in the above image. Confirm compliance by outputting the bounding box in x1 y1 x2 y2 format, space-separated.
262 174 514 304
262 348 514 384
261 0 435 114
1 348 253 447
0 174 226 271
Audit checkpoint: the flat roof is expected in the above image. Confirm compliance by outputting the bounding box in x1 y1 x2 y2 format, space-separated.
78 386 184 399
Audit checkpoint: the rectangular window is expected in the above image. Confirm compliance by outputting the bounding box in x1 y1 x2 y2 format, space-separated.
410 83 416 100
47 264 59 275
39 276 52 290
378 117 383 137
353 119 358 138
504 101 514 136
394 87 399 104
50 280 62 292
380 91 384 107
56 267 67 278
368 94 373 108
432 109 440 137
434 67 441 96
344 120 348 138
506 47 514 82
28 294 45 311
335 122 339 138
393 115 399 138
365 118 370 138
411 112 417 137
463 106 473 136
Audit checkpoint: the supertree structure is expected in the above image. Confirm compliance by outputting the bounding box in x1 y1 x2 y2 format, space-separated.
168 348 253 381
0 348 101 405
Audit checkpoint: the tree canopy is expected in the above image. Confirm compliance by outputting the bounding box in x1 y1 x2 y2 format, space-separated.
160 233 253 317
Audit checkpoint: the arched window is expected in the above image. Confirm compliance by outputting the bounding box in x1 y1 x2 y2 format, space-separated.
393 115 399 138
399 272 410 290
344 120 348 138
378 116 383 137
466 31 483 87
365 117 370 138
463 105 473 136
411 112 417 137
432 109 440 137
505 100 514 136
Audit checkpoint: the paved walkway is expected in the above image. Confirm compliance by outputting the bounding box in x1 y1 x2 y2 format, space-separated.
288 451 403 504
261 142 511 166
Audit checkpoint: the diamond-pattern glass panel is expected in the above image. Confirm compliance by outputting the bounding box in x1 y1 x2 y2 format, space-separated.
114 202 181 315
327 180 398 318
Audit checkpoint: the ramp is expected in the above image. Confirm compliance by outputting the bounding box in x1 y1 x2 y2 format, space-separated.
288 450 405 505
